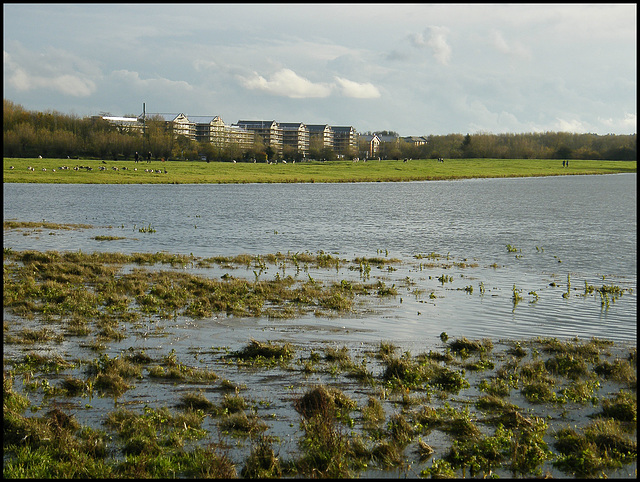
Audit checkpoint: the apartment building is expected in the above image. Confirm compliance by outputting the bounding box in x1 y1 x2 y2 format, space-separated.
331 126 358 156
188 116 226 145
280 122 310 156
225 124 255 151
236 120 283 154
102 112 364 159
307 124 334 151
144 113 196 140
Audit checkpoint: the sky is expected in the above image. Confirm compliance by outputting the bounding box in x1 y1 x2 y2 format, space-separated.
3 3 637 136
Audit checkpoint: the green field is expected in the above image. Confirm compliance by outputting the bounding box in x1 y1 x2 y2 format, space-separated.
3 157 636 184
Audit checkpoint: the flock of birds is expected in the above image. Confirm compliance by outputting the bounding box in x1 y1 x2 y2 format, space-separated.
15 164 168 174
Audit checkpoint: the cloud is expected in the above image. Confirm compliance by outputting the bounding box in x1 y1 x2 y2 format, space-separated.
238 68 332 98
334 77 381 99
110 70 193 92
620 113 636 130
410 26 452 65
427 27 452 65
4 47 97 97
554 117 587 133
489 30 531 59
238 68 380 99
599 113 637 133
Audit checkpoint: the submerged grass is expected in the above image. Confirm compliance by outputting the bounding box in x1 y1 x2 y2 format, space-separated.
2 248 637 478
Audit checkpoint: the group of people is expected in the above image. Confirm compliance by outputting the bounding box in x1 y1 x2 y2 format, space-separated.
134 151 153 163
562 160 570 167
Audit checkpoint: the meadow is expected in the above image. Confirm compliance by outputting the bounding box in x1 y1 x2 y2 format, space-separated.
3 157 636 184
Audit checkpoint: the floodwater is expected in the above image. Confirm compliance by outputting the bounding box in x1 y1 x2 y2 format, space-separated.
3 173 637 478
4 174 637 345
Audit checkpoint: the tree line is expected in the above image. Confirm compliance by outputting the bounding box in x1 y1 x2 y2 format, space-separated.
3 100 636 161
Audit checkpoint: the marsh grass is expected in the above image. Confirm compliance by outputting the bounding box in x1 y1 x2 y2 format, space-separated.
3 247 638 478
598 391 637 422
293 386 368 477
229 339 295 368
241 435 283 478
553 419 637 477
4 334 638 478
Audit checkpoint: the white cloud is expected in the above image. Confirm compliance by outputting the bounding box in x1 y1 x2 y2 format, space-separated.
4 48 97 97
334 77 381 99
621 113 637 130
409 26 452 65
489 30 531 59
110 70 193 92
599 113 637 133
427 26 452 66
238 68 380 100
554 118 587 133
238 68 332 98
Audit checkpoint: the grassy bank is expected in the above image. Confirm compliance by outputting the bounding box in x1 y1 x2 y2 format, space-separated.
3 157 636 184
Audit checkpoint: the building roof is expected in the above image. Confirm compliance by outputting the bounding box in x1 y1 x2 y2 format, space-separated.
188 115 222 124
102 116 140 124
331 126 356 133
143 113 189 123
237 120 278 128
307 124 331 131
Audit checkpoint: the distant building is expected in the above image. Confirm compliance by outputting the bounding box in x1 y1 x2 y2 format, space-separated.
307 124 334 151
144 113 195 140
97 116 142 133
359 133 381 158
402 136 428 146
236 120 283 155
226 124 255 151
331 126 358 157
280 122 310 156
189 115 226 145
101 109 393 159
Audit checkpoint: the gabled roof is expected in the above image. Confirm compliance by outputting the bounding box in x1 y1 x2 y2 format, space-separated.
143 113 190 123
189 115 222 124
280 122 307 129
359 134 380 142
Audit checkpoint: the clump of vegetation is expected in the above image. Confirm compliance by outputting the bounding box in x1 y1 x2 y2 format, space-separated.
553 419 637 477
241 435 283 478
448 337 493 356
595 358 637 386
230 339 294 365
597 391 637 422
293 386 367 477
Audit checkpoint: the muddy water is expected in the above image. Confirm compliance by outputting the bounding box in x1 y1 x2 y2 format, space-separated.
3 173 637 477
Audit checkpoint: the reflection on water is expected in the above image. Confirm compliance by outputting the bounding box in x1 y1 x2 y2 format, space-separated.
3 174 637 343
